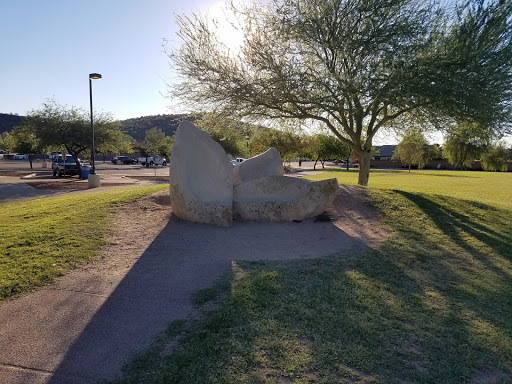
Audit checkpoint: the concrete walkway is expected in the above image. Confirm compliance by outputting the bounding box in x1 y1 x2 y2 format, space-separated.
0 176 65 203
0 173 153 204
0 192 369 383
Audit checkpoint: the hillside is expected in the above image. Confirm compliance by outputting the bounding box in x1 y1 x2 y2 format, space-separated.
119 114 190 142
0 113 24 135
0 113 191 142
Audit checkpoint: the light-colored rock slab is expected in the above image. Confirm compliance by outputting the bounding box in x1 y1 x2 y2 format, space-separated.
233 147 284 185
233 175 338 221
169 121 233 227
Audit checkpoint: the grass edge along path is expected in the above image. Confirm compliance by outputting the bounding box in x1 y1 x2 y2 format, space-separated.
110 177 512 383
0 184 168 302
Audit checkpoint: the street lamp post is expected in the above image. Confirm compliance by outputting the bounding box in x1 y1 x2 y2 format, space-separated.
89 73 102 174
245 134 250 158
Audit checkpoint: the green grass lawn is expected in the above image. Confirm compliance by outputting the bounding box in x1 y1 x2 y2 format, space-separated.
306 168 512 209
0 184 168 301
111 170 512 384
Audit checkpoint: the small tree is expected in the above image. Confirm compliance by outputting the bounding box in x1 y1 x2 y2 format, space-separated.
425 143 443 162
250 128 302 163
309 134 350 170
480 143 509 172
193 113 246 157
96 129 133 162
8 125 46 169
134 143 151 163
392 130 430 172
19 99 125 176
0 132 8 151
443 124 487 169
143 127 174 159
1 132 13 154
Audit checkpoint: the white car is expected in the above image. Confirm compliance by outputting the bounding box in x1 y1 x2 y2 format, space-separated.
13 154 29 160
231 157 245 166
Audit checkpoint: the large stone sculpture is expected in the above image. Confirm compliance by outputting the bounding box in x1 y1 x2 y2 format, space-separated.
233 147 284 185
233 176 338 221
169 121 338 227
169 121 233 227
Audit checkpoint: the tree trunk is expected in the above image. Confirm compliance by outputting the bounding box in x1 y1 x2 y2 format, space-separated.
409 163 411 173
70 153 83 179
314 158 319 170
357 150 372 186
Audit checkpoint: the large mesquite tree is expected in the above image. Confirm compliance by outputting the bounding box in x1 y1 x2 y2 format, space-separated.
170 0 512 185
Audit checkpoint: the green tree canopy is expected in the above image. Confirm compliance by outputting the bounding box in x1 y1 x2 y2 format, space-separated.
144 128 174 157
170 0 512 185
7 125 47 169
249 128 302 162
0 132 8 151
134 128 174 161
392 130 430 172
96 129 133 157
193 113 248 157
307 134 350 170
480 142 509 172
19 99 126 175
443 123 488 169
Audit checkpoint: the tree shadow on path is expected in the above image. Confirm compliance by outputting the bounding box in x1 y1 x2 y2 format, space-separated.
47 213 370 384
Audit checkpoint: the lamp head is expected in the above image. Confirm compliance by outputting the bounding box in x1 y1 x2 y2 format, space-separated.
89 73 102 80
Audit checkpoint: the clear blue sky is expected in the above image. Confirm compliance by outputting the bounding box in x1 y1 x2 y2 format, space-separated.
0 0 220 120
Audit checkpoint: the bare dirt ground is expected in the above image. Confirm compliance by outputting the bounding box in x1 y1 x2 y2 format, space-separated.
100 184 388 269
329 185 390 246
94 184 389 278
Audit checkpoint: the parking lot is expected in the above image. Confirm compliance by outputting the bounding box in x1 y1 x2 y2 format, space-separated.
0 157 170 176
0 157 170 203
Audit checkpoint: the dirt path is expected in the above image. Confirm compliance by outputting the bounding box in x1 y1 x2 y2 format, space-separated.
0 186 388 384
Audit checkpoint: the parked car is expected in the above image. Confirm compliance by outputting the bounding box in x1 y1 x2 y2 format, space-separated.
52 155 82 177
137 155 168 166
0 149 7 154
13 154 29 160
112 156 136 165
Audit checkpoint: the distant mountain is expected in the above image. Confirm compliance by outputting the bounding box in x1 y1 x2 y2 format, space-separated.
0 113 24 135
0 113 192 142
119 114 191 142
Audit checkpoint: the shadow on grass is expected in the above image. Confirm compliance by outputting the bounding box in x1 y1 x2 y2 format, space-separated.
124 244 512 383
121 191 512 384
46 214 368 384
413 173 481 178
395 191 512 269
48 189 512 384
